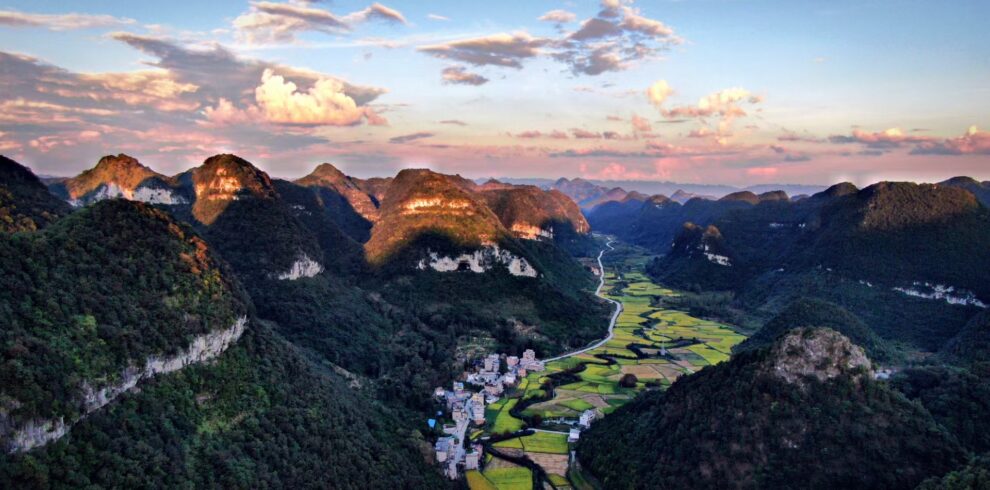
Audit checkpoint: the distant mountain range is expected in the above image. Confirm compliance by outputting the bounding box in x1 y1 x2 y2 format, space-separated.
488 176 827 209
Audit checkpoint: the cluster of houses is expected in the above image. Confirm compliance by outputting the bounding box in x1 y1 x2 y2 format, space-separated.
431 349 546 479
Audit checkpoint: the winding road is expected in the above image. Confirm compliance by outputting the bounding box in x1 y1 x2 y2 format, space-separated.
544 239 623 364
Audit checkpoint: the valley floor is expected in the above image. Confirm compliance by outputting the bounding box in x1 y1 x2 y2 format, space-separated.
462 238 748 489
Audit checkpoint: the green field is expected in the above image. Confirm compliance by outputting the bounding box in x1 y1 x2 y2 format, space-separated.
489 398 525 433
477 240 746 488
483 466 533 490
515 247 746 421
494 431 569 454
467 470 499 490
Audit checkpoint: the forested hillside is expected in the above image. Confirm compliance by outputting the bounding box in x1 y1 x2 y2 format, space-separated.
578 328 966 489
0 157 70 232
0 160 447 486
648 181 990 353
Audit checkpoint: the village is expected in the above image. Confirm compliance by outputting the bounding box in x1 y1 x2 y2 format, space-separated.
430 348 600 480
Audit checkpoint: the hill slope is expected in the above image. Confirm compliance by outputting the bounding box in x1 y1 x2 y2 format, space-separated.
649 181 990 351
578 328 965 489
48 154 187 206
0 171 442 486
736 298 893 362
0 156 70 232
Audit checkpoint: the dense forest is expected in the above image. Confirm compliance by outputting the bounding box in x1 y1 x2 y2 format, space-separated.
578 329 967 489
0 200 246 424
0 322 444 489
0 157 69 232
647 181 990 354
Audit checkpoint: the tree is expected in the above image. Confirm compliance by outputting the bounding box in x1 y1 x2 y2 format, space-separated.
619 373 638 388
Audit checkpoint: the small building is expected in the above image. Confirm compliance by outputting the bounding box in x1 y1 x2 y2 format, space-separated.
517 368 527 378
484 381 504 397
435 437 452 462
506 356 519 367
453 408 468 423
484 354 500 373
522 349 537 362
568 428 581 443
453 381 465 393
434 386 446 398
579 409 599 428
503 372 517 385
471 402 486 425
464 449 480 470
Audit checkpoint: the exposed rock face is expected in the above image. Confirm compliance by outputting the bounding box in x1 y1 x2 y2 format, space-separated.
671 222 733 267
477 186 589 240
510 223 553 240
415 244 538 277
1 317 247 453
187 154 277 224
68 181 188 206
55 154 185 207
892 282 987 308
766 327 872 387
364 168 506 263
276 253 324 280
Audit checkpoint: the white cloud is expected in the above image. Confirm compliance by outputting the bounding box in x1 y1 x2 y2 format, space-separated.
204 69 387 126
646 80 673 106
0 9 134 30
538 10 577 23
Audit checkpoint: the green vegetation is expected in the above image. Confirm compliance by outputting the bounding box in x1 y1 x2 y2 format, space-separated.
891 364 990 454
0 156 69 232
0 200 246 422
467 470 499 490
648 181 990 354
494 432 568 454
736 297 894 362
939 310 990 367
578 329 967 489
491 398 525 434
483 466 532 490
0 323 444 489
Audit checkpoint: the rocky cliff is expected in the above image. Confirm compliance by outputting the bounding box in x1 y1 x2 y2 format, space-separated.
2 317 247 453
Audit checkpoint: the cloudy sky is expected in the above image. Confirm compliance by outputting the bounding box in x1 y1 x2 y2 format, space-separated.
1 0 988 185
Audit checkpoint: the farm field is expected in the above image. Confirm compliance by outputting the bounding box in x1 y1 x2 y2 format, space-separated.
516 260 745 420
470 240 747 490
482 465 533 490
493 431 569 454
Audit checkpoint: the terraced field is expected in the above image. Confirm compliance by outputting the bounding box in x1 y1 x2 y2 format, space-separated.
470 240 746 490
516 265 745 420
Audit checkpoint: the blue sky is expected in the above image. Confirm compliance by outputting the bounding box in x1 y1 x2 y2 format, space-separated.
0 0 988 185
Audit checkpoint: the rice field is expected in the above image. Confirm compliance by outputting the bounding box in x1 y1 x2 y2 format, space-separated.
476 242 746 489
494 431 569 454
482 466 533 490
488 398 525 433
517 259 746 420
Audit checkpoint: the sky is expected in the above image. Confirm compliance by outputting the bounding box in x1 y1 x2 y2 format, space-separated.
0 0 988 186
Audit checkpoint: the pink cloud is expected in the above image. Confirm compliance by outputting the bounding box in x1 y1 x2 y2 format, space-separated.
911 126 990 155
746 166 779 177
631 114 652 132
